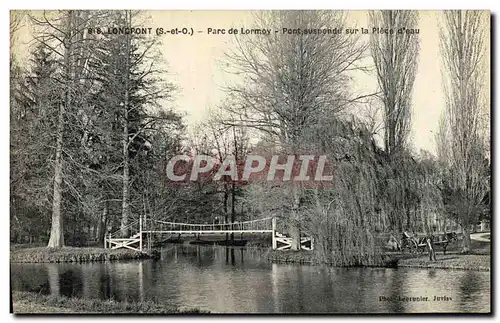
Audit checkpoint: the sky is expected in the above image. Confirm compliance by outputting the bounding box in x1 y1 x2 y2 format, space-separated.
13 10 490 155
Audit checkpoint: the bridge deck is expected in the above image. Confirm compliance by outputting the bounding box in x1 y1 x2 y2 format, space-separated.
143 230 273 234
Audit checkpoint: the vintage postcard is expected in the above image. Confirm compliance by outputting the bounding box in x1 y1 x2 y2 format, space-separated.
10 9 491 314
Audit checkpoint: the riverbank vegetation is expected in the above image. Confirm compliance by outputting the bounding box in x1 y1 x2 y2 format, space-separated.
10 11 490 267
398 254 490 271
10 247 157 263
265 249 490 271
12 292 208 314
265 235 490 270
265 249 400 268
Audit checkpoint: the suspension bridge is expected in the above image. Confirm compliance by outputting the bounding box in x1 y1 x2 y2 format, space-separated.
104 216 313 252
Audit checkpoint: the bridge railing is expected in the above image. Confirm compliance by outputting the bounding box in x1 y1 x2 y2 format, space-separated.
109 219 140 239
143 216 274 233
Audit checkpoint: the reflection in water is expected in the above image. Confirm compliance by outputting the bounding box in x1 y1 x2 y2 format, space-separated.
10 245 490 313
458 270 490 312
100 263 112 299
138 261 144 302
388 268 405 313
47 264 59 296
59 267 83 297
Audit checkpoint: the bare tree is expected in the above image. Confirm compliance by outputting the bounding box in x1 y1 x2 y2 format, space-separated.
369 10 420 156
224 11 371 142
438 10 489 253
40 11 76 247
224 10 369 250
30 10 106 247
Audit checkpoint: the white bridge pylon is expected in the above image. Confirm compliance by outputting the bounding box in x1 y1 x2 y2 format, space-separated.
104 216 313 252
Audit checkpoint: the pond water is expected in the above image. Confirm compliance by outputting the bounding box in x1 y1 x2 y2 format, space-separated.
10 245 490 313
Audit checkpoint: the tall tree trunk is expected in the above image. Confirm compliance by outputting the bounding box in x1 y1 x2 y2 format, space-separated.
230 182 235 242
224 188 228 242
47 101 65 248
121 112 129 236
97 201 108 244
461 223 471 253
120 11 131 237
290 187 301 251
289 139 301 251
48 11 74 248
230 128 238 243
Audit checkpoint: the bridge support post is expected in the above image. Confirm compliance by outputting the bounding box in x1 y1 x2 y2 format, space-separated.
139 215 143 252
272 217 277 250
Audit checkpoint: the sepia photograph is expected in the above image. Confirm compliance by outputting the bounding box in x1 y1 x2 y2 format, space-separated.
9 9 491 314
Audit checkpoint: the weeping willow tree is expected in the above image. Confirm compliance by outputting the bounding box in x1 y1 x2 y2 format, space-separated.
415 151 446 233
296 116 385 265
294 108 444 265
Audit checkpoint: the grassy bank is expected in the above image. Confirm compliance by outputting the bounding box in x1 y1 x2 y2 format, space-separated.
264 249 490 271
396 237 490 271
11 291 208 314
264 249 316 264
398 254 490 271
264 249 401 267
10 247 159 263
